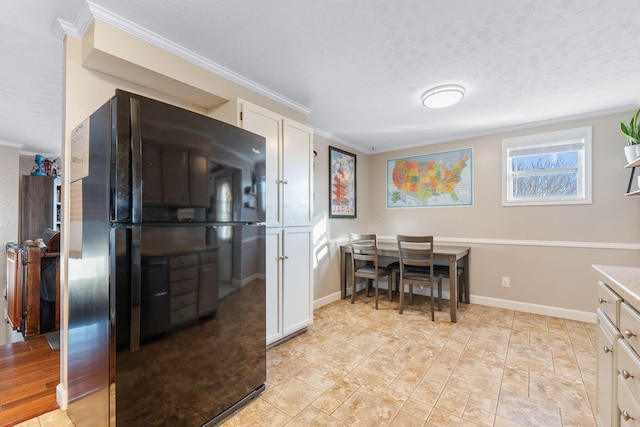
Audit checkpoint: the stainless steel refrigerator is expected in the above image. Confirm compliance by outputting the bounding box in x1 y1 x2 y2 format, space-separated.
67 90 266 426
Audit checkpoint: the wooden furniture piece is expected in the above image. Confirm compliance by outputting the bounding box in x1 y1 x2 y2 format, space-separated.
434 263 467 304
396 235 443 319
349 233 393 309
340 242 469 322
5 244 60 337
593 264 640 427
20 175 55 242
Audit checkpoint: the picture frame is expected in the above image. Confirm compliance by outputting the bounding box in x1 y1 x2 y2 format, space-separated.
329 146 357 218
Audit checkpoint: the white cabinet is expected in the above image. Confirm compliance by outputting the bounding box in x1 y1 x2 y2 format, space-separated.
265 227 313 345
238 100 313 228
227 99 314 345
598 309 621 427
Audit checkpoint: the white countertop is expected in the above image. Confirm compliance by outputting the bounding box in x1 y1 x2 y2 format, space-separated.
593 264 640 308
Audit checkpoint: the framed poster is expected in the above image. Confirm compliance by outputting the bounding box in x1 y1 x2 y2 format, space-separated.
387 147 473 208
329 146 357 218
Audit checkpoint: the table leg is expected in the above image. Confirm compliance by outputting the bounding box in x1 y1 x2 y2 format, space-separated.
340 246 346 299
449 255 458 323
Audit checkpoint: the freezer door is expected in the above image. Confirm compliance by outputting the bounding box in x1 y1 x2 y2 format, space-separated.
115 224 266 425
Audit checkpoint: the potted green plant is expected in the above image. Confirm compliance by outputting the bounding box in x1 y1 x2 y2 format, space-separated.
621 108 640 163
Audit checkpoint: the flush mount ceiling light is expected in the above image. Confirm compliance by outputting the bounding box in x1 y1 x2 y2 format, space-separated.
421 84 465 108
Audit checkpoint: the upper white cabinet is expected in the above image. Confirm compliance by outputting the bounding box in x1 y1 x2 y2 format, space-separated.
237 100 313 228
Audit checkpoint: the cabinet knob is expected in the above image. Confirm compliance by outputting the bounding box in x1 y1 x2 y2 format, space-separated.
597 297 606 304
623 410 634 421
603 346 612 354
624 330 636 339
623 369 634 379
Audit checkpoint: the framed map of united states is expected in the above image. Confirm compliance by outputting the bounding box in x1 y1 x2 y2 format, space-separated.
387 148 473 208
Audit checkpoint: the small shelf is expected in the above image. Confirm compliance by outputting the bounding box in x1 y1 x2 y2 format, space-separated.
625 158 640 169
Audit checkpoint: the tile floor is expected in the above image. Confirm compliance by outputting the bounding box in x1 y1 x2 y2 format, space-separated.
17 292 598 427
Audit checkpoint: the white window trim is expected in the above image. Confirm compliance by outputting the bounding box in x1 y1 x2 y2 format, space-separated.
502 126 592 206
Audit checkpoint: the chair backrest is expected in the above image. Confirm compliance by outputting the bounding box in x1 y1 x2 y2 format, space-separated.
349 233 378 264
397 234 435 273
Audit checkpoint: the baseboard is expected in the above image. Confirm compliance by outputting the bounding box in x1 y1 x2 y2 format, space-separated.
56 383 68 410
312 290 596 324
314 291 341 309
470 295 596 323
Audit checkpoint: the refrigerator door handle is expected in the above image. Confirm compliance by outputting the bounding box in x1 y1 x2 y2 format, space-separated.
130 98 142 224
130 225 141 352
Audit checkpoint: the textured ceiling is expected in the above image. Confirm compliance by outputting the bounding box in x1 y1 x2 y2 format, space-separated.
2 0 640 156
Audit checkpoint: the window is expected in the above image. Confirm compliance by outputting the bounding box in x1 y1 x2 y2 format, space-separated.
502 126 592 206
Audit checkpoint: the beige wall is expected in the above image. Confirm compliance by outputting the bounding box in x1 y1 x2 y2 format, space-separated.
311 135 369 302
0 144 21 346
364 112 640 314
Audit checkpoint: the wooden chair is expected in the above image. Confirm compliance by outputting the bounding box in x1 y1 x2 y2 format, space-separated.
349 233 393 309
433 262 468 304
397 235 443 320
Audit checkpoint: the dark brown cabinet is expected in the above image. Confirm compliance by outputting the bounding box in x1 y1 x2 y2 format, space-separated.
20 175 55 242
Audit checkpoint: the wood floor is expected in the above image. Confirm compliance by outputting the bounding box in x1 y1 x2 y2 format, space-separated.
0 334 59 427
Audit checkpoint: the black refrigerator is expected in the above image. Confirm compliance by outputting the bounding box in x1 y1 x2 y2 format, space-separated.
67 89 266 426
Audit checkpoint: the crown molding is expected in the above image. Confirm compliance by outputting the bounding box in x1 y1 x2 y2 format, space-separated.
52 1 311 116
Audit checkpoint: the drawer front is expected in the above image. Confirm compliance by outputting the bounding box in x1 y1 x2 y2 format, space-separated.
619 375 640 427
619 339 640 398
170 292 197 311
598 281 621 327
621 303 640 355
200 249 219 265
169 305 197 326
170 278 197 296
169 266 198 282
169 253 198 269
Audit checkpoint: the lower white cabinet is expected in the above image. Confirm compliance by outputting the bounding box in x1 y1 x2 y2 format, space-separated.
598 308 621 427
265 227 313 345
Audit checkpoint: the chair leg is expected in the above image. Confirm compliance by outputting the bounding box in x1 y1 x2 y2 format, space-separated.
429 283 435 321
409 285 413 305
351 276 357 304
437 278 442 311
388 275 392 301
399 280 404 314
374 278 379 310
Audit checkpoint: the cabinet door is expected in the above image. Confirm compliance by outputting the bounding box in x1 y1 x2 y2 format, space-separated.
282 119 313 227
21 175 55 241
597 309 620 427
162 145 190 206
282 227 312 336
240 102 282 226
189 150 209 207
141 143 163 205
198 262 219 316
265 229 282 344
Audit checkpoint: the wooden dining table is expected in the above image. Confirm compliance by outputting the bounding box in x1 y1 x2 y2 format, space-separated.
340 242 470 322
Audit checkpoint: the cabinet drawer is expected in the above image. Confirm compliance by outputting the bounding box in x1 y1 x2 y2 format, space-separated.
619 374 640 426
170 292 197 311
169 253 198 269
169 305 197 326
200 249 219 265
598 281 622 327
619 339 640 399
169 266 198 282
621 303 640 355
170 278 197 296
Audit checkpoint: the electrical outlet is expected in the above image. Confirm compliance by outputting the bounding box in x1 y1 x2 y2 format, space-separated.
502 276 510 288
